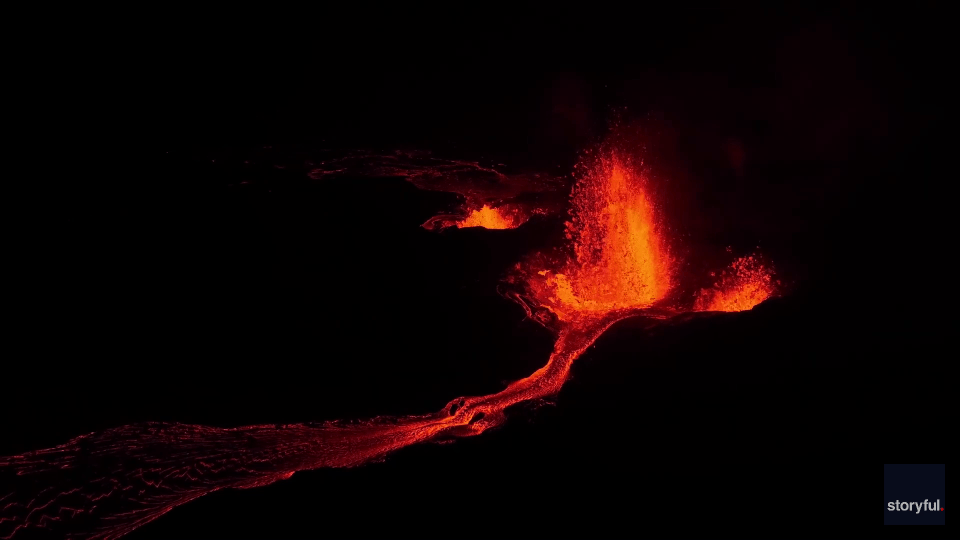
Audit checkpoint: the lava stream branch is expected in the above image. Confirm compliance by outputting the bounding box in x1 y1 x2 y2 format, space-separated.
439 311 642 436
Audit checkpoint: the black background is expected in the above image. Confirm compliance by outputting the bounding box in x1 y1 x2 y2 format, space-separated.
3 6 950 539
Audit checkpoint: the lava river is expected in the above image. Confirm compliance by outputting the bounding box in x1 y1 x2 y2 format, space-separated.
0 148 774 539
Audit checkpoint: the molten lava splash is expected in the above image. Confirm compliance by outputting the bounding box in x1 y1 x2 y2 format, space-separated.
527 154 673 320
458 205 517 229
694 255 775 312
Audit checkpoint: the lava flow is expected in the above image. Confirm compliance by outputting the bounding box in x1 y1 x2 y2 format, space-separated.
305 151 565 231
1 147 776 539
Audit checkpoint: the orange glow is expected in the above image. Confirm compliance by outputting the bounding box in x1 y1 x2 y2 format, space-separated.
457 205 517 229
527 153 673 320
694 255 775 312
3 145 789 540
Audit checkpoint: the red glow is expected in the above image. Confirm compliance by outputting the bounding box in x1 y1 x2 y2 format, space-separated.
0 313 639 540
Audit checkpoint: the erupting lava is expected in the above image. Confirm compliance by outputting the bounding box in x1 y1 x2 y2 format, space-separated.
0 146 779 539
457 204 519 229
526 153 673 320
694 255 776 312
305 151 565 231
422 203 531 230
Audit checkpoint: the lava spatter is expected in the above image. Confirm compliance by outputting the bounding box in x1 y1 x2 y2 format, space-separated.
307 151 566 231
457 204 518 229
694 255 776 312
523 152 674 320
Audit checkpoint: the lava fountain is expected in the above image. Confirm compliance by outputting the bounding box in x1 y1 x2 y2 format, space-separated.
0 148 767 540
694 255 776 312
457 204 518 229
524 152 674 321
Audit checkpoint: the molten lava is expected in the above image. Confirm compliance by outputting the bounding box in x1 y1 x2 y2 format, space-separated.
457 205 518 229
694 255 775 312
306 151 567 232
0 146 780 540
527 153 673 320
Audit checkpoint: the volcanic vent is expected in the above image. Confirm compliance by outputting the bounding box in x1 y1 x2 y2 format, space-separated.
0 144 779 539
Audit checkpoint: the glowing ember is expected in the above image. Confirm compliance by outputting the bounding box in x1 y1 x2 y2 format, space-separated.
527 153 673 320
457 205 518 229
694 255 775 312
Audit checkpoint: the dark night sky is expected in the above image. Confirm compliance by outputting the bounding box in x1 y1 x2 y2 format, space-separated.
3 6 950 539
